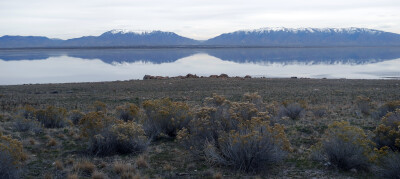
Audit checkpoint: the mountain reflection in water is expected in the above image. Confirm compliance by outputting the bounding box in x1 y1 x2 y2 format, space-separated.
0 47 399 84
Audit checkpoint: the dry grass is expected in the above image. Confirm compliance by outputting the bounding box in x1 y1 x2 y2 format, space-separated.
67 173 79 179
113 162 136 175
73 160 96 175
47 138 57 147
136 155 149 168
29 138 36 145
44 173 53 179
54 160 64 170
163 164 173 171
213 172 223 179
92 171 107 179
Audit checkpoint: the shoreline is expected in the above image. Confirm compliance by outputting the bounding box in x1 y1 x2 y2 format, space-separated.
1 46 400 51
1 76 398 87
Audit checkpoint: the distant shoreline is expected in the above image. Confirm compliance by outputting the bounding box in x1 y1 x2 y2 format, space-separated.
1 77 398 87
1 45 400 50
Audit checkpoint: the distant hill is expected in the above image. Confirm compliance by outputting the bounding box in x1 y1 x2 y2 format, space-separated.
0 30 199 48
1 28 400 48
63 30 199 47
0 35 63 48
204 27 400 47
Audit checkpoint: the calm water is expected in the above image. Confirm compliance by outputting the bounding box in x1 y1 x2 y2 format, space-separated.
0 47 399 85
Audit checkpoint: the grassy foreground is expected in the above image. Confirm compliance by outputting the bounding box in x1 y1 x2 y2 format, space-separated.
0 78 399 178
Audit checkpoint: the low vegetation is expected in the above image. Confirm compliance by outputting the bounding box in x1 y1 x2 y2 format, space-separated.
311 121 374 171
142 98 192 138
0 133 27 179
79 111 148 156
0 78 399 178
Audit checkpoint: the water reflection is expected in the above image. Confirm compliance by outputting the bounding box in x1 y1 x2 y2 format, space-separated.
206 47 400 65
0 48 399 85
1 47 400 65
0 49 199 64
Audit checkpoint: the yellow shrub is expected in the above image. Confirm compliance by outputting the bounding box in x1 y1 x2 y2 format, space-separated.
92 101 107 112
312 121 375 171
16 105 36 119
233 117 291 151
116 103 139 121
35 106 67 128
356 96 372 115
374 109 400 152
177 93 282 155
205 118 290 172
376 100 400 118
0 133 27 166
68 110 84 125
229 102 258 120
142 98 192 137
111 121 146 142
204 94 227 106
242 92 264 110
79 112 148 155
79 112 114 138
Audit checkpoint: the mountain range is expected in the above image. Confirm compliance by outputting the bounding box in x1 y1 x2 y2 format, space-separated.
1 27 400 48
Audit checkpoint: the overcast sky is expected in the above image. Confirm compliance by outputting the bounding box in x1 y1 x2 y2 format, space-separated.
0 0 399 40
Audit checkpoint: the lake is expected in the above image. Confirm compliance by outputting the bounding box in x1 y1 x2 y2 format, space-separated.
0 47 399 85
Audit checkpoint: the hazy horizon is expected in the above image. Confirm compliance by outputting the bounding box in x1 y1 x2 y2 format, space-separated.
1 0 399 40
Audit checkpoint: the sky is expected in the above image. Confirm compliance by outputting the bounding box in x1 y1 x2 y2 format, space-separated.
0 0 399 40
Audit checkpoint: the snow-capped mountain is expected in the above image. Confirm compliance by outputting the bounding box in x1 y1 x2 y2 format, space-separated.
0 30 199 48
1 28 400 48
63 30 199 47
204 27 400 46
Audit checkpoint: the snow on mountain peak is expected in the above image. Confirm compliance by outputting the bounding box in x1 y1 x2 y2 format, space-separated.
238 27 383 34
108 29 157 35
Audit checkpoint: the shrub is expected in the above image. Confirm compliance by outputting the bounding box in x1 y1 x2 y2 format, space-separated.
278 103 305 120
377 152 400 179
356 96 372 115
79 112 114 138
177 96 268 155
89 121 149 156
68 110 84 125
16 105 36 120
242 92 264 111
0 151 20 179
178 94 290 173
375 100 400 119
13 117 42 133
374 109 400 152
79 112 148 156
142 98 192 138
229 102 259 121
312 108 326 118
204 118 289 172
177 107 222 155
35 106 67 128
0 133 27 179
92 101 107 113
115 103 139 122
312 121 374 171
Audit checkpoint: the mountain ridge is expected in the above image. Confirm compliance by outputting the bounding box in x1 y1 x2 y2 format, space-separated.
1 28 400 48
